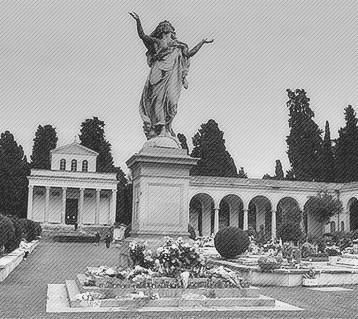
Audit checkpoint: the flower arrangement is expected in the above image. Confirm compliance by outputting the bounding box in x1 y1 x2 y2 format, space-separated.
303 268 317 280
129 241 154 269
302 267 319 286
129 237 205 278
325 245 341 256
195 236 214 248
84 236 249 290
258 256 282 272
155 237 205 277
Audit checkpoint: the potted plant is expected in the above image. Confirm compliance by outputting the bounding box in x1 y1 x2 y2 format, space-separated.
326 245 341 265
302 268 318 286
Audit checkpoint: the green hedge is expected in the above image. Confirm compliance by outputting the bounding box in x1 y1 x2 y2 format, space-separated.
0 214 41 253
0 215 16 253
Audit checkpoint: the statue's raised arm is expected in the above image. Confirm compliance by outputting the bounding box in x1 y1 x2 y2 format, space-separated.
188 38 214 57
129 12 159 51
130 14 214 141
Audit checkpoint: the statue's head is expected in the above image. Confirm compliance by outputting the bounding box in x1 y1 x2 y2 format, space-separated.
151 20 176 39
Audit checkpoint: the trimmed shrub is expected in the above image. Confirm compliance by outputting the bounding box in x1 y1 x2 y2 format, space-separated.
0 214 16 253
214 226 249 259
21 219 42 242
7 216 26 251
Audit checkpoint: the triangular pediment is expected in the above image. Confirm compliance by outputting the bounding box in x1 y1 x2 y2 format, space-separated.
51 142 98 157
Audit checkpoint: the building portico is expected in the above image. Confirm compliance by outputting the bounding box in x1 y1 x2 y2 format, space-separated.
27 142 118 227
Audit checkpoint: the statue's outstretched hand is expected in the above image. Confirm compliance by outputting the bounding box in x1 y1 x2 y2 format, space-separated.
203 38 214 44
129 12 140 21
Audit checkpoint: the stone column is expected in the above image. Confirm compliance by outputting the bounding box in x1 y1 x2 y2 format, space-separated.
79 188 84 225
110 189 117 224
271 210 277 239
214 208 220 235
243 209 249 230
61 187 67 224
27 185 34 220
45 186 50 223
95 189 101 225
346 210 351 232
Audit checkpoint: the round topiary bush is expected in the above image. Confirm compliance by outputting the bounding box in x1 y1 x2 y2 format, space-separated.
214 226 250 259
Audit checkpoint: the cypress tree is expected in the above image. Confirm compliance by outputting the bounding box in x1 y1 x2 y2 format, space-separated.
262 160 283 180
274 160 284 180
30 125 58 169
317 121 335 182
78 117 129 222
0 131 30 217
177 133 189 155
190 119 238 177
286 89 322 181
335 105 358 182
79 117 116 173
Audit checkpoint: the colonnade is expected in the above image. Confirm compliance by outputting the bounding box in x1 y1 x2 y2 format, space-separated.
27 185 117 226
211 206 277 237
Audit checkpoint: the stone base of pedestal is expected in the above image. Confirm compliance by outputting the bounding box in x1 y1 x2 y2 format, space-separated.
126 140 198 242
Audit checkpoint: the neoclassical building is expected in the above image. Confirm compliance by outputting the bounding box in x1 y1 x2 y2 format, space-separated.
27 142 118 226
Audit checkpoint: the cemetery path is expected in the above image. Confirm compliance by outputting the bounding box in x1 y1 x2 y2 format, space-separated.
1 241 357 319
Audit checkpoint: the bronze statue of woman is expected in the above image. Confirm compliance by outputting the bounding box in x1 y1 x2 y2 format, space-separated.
129 12 213 140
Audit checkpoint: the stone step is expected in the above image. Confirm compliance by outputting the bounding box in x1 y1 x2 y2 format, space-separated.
70 274 274 309
65 280 82 308
87 296 276 308
42 225 112 240
46 284 71 312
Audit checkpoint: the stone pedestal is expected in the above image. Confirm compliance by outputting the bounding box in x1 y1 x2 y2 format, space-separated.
126 137 198 243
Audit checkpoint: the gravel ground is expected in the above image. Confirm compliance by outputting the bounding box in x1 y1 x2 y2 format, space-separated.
0 241 357 319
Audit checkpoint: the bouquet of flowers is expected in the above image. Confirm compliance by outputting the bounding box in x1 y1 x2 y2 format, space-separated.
303 268 316 280
195 236 214 248
129 241 155 269
325 245 341 256
156 237 205 277
208 266 249 288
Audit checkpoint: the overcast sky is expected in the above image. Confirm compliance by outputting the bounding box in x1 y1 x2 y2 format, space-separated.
2 0 358 178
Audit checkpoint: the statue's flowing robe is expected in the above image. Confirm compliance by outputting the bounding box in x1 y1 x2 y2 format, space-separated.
139 41 190 136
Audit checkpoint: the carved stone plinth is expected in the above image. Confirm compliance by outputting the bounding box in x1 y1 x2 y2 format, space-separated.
126 138 198 242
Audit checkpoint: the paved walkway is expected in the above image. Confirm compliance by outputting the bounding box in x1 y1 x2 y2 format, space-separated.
1 241 358 319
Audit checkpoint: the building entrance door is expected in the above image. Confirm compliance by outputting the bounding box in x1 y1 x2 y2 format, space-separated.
65 198 78 225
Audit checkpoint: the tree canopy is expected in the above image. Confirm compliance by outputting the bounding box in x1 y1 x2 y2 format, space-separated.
79 117 116 173
263 160 284 180
286 89 322 181
335 105 358 182
304 192 342 224
190 119 238 177
177 133 189 155
78 117 130 223
0 131 30 217
316 121 335 182
30 125 58 169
